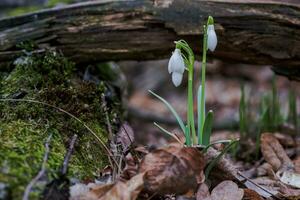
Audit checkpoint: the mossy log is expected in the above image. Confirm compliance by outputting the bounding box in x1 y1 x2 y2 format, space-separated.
0 0 300 79
0 51 123 199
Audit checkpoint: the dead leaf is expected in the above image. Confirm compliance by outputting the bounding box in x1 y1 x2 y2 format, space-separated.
204 147 239 181
274 133 295 147
277 170 300 189
116 122 134 151
210 181 244 200
84 173 145 200
139 145 205 195
196 183 211 200
120 153 138 181
241 176 278 198
279 184 300 199
260 133 294 171
294 156 300 174
243 189 263 200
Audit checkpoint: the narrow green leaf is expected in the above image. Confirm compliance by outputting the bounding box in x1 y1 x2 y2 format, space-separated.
154 122 182 144
288 89 298 134
149 90 186 134
239 85 246 138
201 139 233 153
202 110 213 146
205 140 238 178
197 85 204 144
185 125 191 146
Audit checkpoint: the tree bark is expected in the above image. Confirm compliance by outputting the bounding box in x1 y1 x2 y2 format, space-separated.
0 0 299 79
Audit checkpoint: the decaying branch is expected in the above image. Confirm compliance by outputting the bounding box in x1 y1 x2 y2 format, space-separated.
0 0 300 79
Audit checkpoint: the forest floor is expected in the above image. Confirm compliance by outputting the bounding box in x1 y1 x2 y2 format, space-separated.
68 60 300 200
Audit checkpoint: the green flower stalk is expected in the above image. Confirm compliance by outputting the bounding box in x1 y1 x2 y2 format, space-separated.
199 16 217 144
150 16 217 147
174 40 197 144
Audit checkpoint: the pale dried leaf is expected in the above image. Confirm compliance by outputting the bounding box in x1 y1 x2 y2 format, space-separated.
261 133 294 171
196 183 211 200
294 156 300 174
277 170 300 189
139 145 205 195
243 177 278 198
210 181 244 200
279 184 300 198
81 173 144 200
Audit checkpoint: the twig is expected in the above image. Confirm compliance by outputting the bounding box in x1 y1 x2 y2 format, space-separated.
0 98 119 167
22 134 52 200
237 171 281 200
61 134 77 175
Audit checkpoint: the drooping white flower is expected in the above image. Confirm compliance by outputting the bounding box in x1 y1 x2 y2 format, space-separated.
207 24 217 52
172 72 183 87
168 48 185 87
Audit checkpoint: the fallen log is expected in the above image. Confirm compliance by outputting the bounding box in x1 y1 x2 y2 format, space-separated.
0 0 299 79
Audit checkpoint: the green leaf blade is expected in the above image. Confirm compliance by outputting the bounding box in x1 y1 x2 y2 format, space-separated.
149 90 186 134
202 110 213 146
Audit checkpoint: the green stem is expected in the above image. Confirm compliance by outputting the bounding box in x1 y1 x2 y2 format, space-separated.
199 25 208 144
188 58 197 144
176 41 196 145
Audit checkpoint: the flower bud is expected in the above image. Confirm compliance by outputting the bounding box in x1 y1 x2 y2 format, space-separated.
207 24 217 52
168 48 185 86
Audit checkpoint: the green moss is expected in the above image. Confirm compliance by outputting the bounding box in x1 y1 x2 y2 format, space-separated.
0 50 122 199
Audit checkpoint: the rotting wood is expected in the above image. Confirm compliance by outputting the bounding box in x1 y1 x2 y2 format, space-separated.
0 0 299 79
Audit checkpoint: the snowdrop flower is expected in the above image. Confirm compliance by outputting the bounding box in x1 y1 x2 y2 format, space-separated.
207 24 217 52
168 48 185 87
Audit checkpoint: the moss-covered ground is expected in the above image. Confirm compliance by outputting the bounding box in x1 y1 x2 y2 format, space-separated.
0 50 122 199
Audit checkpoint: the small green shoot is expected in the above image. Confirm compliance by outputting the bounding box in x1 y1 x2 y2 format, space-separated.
202 111 214 146
239 85 247 138
288 89 298 134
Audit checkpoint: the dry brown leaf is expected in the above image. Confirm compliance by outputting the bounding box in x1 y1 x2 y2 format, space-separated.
210 181 244 200
139 144 205 195
274 133 295 147
80 173 145 200
260 133 294 171
116 122 134 151
120 153 138 181
242 189 261 200
242 189 263 200
294 156 300 174
196 183 211 200
204 147 239 181
279 184 300 199
257 163 274 177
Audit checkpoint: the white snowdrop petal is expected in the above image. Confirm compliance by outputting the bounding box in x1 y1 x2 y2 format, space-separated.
172 72 183 87
168 56 172 74
168 49 185 74
207 25 217 52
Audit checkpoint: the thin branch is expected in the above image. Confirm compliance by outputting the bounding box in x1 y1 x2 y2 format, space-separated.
61 134 77 175
237 171 281 200
22 134 52 200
